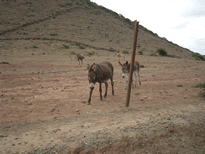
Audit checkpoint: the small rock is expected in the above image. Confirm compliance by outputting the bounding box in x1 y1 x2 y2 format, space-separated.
184 96 187 99
82 101 86 104
167 124 174 132
177 85 182 87
140 99 144 101
76 109 79 112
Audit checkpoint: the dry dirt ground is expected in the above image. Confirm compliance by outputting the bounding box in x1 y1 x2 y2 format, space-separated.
0 42 205 154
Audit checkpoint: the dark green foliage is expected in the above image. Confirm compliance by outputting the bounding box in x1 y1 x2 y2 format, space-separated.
109 47 116 52
194 83 205 88
138 51 143 55
78 45 85 49
32 45 38 48
157 48 167 56
122 51 129 54
86 1 95 7
192 53 205 61
62 44 69 49
49 33 58 36
194 83 205 98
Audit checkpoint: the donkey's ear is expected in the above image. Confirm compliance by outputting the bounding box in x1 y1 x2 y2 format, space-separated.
126 61 128 65
118 61 122 66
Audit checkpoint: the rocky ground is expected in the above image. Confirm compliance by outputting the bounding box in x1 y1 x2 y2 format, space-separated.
0 45 205 154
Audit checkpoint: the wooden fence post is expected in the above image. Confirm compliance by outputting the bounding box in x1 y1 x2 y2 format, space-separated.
125 20 139 107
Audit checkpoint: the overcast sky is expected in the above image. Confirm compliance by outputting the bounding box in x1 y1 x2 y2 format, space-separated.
91 0 205 55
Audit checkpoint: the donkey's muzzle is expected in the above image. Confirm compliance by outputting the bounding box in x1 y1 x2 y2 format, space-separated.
90 83 95 90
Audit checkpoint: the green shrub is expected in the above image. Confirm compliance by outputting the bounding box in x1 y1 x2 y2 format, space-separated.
138 51 143 55
192 53 205 61
122 51 129 54
78 45 85 49
49 33 58 36
194 83 205 88
86 1 95 7
157 48 167 56
87 51 94 56
194 83 205 98
109 47 116 52
32 45 38 48
62 44 69 49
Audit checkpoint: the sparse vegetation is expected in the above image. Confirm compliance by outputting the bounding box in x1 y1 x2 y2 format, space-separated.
194 83 205 98
62 44 69 49
78 45 85 49
122 51 129 54
32 45 38 48
69 51 76 55
86 1 95 7
157 48 167 56
192 53 205 61
138 51 143 55
87 51 94 56
109 47 116 52
49 33 58 36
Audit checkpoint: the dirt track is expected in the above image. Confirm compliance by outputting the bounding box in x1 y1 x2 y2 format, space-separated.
0 47 205 154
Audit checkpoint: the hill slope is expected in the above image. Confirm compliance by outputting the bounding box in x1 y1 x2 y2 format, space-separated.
0 0 196 59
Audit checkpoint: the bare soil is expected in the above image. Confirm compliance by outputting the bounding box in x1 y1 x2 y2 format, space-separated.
0 43 205 154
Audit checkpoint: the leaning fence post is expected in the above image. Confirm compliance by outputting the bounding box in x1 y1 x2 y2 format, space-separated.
125 20 139 107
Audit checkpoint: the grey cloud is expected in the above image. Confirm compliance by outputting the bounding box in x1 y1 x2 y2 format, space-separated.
189 37 205 55
180 0 205 18
171 21 191 29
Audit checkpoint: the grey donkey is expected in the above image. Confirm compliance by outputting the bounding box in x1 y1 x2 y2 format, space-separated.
118 60 141 90
87 61 114 105
76 53 84 65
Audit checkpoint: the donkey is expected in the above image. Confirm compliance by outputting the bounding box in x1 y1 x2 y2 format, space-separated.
116 53 125 61
87 61 114 105
118 60 141 90
76 53 84 65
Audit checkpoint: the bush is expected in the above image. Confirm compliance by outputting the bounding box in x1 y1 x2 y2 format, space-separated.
194 83 205 98
32 45 38 48
62 44 69 49
157 48 167 56
122 51 129 54
192 53 205 61
138 51 143 55
109 47 116 52
78 45 85 49
87 51 94 56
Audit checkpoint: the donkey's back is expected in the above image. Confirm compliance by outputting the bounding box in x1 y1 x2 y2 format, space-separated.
99 61 114 75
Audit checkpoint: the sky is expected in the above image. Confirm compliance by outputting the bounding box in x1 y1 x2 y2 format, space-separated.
91 0 205 55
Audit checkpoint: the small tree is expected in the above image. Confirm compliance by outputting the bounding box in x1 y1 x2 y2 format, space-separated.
157 48 167 56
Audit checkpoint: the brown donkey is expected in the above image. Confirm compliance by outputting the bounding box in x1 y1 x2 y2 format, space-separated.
76 53 84 65
87 61 114 105
118 60 141 90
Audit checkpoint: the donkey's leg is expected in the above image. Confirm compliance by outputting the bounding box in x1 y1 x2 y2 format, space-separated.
125 73 129 90
110 77 114 95
88 89 93 105
138 70 141 85
99 82 103 101
104 82 108 98
134 72 137 87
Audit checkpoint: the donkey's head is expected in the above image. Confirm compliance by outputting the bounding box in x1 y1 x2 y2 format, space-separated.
118 61 130 78
87 63 97 90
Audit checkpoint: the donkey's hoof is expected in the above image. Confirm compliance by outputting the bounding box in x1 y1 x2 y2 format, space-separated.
112 94 114 96
87 102 90 105
104 96 106 98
